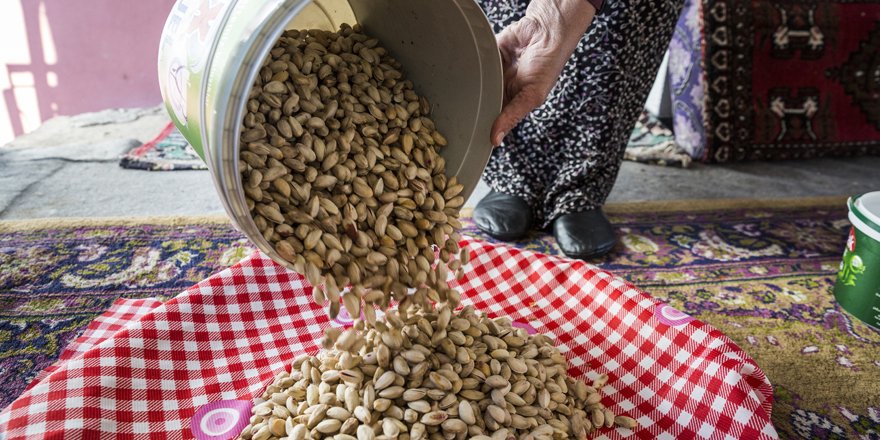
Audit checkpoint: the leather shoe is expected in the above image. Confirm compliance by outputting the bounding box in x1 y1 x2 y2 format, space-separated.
473 191 534 241
552 209 616 259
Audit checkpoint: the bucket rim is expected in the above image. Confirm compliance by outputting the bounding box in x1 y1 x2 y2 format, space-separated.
849 195 880 232
853 191 880 228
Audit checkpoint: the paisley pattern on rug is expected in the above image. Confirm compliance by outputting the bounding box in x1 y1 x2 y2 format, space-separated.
1 201 878 438
0 223 254 404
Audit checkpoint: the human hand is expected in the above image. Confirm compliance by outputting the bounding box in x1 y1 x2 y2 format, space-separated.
491 0 597 146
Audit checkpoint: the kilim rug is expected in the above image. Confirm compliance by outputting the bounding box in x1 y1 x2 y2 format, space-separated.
1 198 878 439
669 0 880 162
625 111 691 168
119 124 208 171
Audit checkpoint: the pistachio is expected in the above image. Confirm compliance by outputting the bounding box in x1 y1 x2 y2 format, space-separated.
238 23 635 440
245 294 633 440
240 24 462 315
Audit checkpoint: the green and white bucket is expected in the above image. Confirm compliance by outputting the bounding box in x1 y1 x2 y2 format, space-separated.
157 0 502 271
833 191 880 329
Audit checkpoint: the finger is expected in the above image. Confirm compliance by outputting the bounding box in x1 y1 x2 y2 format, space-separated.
491 89 543 146
496 27 518 64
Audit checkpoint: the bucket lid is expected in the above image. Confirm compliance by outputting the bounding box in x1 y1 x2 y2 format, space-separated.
848 193 880 238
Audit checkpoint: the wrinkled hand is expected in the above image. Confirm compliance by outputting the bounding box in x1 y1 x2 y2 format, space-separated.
491 0 596 146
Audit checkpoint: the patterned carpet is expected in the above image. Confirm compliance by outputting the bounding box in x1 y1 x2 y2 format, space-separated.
1 198 878 439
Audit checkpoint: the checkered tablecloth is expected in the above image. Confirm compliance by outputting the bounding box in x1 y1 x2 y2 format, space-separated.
0 240 777 439
24 298 166 389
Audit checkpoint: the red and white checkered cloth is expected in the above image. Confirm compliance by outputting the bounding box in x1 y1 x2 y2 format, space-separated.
0 240 777 440
25 298 166 390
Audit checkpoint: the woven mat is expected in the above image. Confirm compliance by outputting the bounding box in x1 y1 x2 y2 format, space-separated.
119 123 207 171
1 198 878 438
625 111 691 168
119 111 685 172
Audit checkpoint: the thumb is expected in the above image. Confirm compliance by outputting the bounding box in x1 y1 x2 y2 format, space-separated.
491 87 543 146
496 27 518 72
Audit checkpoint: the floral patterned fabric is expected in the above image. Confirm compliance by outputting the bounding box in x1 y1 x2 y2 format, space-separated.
478 0 683 227
1 200 879 438
668 0 707 160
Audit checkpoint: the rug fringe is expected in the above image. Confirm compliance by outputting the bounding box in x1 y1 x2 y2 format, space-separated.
0 196 848 231
0 215 230 231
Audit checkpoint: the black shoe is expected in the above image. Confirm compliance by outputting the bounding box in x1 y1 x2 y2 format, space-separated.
473 191 534 241
552 209 616 259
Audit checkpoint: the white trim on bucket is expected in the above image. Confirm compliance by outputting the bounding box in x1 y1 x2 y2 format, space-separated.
849 210 880 243
856 191 880 228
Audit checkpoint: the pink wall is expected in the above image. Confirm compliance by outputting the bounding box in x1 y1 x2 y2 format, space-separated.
2 0 176 143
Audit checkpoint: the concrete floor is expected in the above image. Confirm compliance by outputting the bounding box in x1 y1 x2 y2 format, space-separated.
2 106 879 219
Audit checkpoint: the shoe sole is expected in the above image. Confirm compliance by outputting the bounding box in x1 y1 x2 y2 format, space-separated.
475 226 529 242
560 242 616 260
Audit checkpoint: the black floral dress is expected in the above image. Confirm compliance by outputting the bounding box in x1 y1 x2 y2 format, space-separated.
477 0 684 228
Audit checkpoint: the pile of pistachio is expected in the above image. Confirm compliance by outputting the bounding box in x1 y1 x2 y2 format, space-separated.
241 303 636 440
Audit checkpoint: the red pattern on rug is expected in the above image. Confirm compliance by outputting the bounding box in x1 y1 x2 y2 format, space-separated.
678 0 880 161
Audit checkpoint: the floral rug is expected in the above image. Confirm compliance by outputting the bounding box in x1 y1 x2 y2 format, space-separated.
1 198 878 439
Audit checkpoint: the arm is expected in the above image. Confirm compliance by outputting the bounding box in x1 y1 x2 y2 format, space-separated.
491 0 597 146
